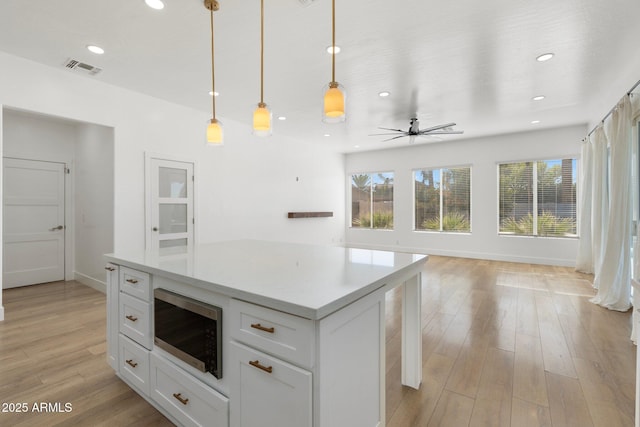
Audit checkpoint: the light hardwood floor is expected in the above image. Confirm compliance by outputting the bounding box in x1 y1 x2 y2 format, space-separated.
0 256 635 426
385 256 635 427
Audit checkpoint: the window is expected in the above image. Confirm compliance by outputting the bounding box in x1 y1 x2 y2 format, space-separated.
498 159 577 237
350 172 394 229
414 167 471 232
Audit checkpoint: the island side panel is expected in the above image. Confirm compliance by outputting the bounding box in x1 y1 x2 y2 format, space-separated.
316 288 386 427
402 272 422 389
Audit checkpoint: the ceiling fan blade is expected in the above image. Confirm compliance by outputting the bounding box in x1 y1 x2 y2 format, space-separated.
421 130 465 135
382 135 408 142
418 122 457 133
378 127 405 132
369 132 410 136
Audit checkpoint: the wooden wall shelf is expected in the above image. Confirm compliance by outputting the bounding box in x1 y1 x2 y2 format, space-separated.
287 212 333 219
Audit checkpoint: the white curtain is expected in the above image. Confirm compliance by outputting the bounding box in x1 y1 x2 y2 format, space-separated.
592 96 633 311
631 93 640 343
575 136 593 273
590 126 609 281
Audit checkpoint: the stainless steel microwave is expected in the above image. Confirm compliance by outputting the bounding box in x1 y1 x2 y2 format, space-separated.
154 288 223 379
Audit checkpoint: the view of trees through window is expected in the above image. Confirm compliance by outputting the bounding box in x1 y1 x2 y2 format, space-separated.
414 167 471 232
499 159 577 237
351 172 394 229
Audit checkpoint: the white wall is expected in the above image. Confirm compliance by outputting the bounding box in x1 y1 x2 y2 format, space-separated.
345 125 586 266
74 123 114 289
0 51 346 310
0 109 3 320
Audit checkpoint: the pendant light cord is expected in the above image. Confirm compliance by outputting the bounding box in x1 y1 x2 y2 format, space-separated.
210 6 216 120
260 0 264 104
331 0 335 83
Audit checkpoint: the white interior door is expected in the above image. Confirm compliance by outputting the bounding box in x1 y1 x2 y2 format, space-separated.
3 158 65 288
148 158 194 252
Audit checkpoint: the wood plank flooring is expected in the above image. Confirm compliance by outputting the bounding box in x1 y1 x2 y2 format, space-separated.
385 256 635 427
0 256 635 426
0 281 172 427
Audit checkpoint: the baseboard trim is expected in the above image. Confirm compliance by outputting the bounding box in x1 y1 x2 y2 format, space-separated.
74 271 106 294
345 243 576 267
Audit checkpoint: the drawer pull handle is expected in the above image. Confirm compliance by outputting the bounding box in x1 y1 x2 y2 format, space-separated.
172 393 189 405
125 359 138 368
125 315 138 322
249 360 273 374
251 323 275 333
105 266 115 271
126 278 139 284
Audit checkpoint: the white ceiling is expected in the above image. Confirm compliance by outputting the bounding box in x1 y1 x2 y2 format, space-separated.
1 0 639 153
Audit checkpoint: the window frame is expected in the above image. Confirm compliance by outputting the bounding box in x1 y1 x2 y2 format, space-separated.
348 170 395 230
412 165 472 234
497 157 578 238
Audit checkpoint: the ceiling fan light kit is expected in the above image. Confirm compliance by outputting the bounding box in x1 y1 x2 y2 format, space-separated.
369 118 464 143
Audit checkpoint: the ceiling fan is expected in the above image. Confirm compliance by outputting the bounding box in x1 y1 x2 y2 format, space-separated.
369 118 464 142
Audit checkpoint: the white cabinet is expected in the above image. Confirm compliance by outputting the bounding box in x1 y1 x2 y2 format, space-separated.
110 264 230 427
120 334 151 395
105 263 119 370
229 299 313 427
229 299 314 367
150 352 229 427
229 342 311 427
106 243 425 427
119 292 152 349
119 266 151 301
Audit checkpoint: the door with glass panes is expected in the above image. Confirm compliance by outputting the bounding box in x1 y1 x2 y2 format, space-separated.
148 158 194 252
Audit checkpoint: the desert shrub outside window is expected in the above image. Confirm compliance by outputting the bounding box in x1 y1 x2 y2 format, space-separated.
414 167 471 232
350 172 394 229
498 159 577 237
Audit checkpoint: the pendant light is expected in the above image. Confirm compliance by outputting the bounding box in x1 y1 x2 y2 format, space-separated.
253 0 272 137
205 0 223 144
322 0 346 123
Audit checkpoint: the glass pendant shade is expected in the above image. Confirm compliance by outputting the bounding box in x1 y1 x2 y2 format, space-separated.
253 103 272 137
322 82 346 123
206 119 223 145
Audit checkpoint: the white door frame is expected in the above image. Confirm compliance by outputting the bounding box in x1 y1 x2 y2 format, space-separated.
144 152 197 250
3 156 74 283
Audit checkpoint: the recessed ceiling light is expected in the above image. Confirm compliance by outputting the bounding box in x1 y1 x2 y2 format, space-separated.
531 120 541 124
326 45 341 54
87 45 104 55
145 0 165 10
209 91 219 97
378 91 390 97
354 145 360 148
536 53 554 62
532 95 545 101
324 134 331 137
278 116 286 121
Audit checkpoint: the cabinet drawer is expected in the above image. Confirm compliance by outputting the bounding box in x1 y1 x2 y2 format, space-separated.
119 293 152 349
119 334 150 395
229 299 314 368
230 342 312 427
120 266 151 302
149 352 229 427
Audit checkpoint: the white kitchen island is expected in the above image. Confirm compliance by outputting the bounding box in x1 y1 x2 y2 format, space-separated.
105 240 427 427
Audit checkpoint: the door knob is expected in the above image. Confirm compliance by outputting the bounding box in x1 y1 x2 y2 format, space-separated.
49 225 64 231
152 227 158 232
